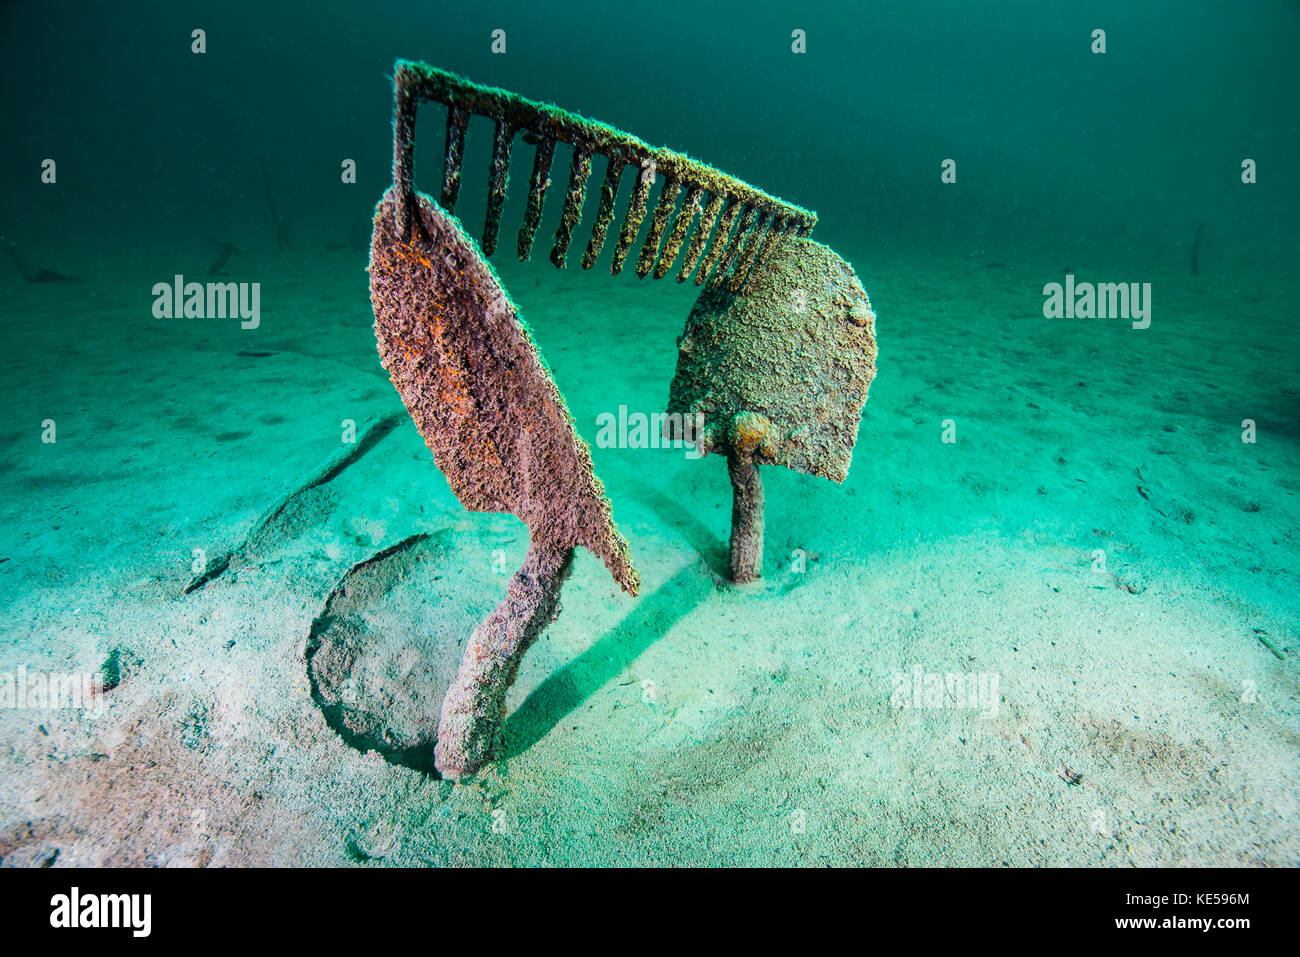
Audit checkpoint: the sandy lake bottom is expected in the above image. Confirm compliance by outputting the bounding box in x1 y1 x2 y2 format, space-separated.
0 236 1296 866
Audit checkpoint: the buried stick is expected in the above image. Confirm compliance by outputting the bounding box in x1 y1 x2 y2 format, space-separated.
1 236 81 282
257 156 291 251
183 411 403 594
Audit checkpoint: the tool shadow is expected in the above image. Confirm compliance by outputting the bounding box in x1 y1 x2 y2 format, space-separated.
504 560 711 760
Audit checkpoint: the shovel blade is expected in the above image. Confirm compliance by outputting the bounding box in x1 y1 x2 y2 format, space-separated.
369 187 638 595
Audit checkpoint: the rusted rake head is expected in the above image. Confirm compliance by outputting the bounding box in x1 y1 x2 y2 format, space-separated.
390 60 818 292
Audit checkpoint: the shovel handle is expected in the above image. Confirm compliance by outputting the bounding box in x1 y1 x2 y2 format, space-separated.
434 540 574 779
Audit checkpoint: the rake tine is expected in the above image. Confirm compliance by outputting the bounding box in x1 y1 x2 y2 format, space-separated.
655 185 701 279
518 135 557 261
679 193 723 283
740 218 788 295
582 159 625 270
771 220 797 259
550 146 593 268
611 163 655 275
728 210 771 292
637 178 679 278
695 198 740 286
710 205 757 287
391 77 416 238
482 118 515 256
440 105 469 213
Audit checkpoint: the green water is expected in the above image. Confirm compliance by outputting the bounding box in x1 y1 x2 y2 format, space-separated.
0 1 1296 866
4 1 1297 271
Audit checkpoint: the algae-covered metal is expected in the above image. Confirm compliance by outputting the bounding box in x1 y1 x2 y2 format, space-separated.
369 187 637 595
391 60 817 287
369 61 651 778
666 238 878 580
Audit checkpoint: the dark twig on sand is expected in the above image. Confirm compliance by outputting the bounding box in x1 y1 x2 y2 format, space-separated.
258 157 291 251
1 236 81 282
182 411 403 593
208 241 238 276
1254 629 1285 661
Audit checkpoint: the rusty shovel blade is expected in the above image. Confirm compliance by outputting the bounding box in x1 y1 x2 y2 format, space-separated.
368 186 638 596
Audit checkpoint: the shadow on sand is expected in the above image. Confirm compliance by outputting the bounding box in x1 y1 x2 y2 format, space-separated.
505 560 713 759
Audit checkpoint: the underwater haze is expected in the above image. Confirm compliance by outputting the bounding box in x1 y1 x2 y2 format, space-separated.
0 0 1297 866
